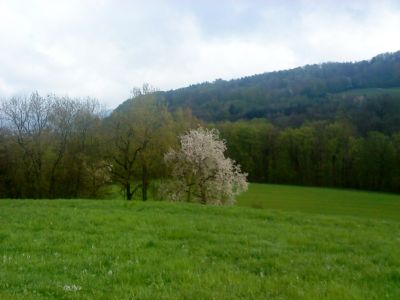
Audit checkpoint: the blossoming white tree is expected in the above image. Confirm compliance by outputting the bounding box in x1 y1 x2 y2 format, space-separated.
164 127 248 205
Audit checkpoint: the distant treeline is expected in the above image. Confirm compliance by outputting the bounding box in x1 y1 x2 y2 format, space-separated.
1 92 400 198
216 119 400 193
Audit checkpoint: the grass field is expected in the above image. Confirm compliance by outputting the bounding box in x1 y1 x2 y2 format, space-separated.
0 185 400 299
237 183 400 222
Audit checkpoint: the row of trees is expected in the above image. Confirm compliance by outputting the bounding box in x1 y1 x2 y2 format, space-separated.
217 119 400 192
0 93 107 198
1 88 399 199
0 89 197 199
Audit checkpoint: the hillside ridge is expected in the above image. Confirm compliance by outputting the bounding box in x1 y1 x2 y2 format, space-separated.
117 50 400 129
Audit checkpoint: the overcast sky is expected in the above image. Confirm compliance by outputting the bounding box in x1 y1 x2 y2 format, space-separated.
1 0 400 108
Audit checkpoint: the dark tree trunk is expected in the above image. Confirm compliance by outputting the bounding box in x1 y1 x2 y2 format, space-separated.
141 165 148 201
126 182 132 200
74 165 82 198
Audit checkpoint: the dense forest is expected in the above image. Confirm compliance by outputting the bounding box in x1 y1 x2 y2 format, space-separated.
1 51 400 198
216 119 400 192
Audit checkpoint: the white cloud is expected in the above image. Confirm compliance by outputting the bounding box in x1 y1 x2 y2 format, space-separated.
296 0 400 63
0 0 399 108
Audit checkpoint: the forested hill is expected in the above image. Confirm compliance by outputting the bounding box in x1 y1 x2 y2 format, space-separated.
119 51 400 135
163 51 400 125
111 52 400 193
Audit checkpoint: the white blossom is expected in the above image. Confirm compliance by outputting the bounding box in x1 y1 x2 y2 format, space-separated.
164 127 248 205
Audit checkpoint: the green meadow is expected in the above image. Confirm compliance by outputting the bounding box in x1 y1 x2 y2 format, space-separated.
237 183 400 222
1 184 400 299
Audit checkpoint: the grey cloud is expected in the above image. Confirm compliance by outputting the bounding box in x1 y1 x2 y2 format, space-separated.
0 0 400 108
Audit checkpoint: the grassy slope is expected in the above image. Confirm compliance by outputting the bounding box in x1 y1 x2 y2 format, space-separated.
0 198 400 299
236 183 400 222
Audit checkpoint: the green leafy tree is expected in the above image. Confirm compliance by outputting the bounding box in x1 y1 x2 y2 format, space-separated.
106 85 177 200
